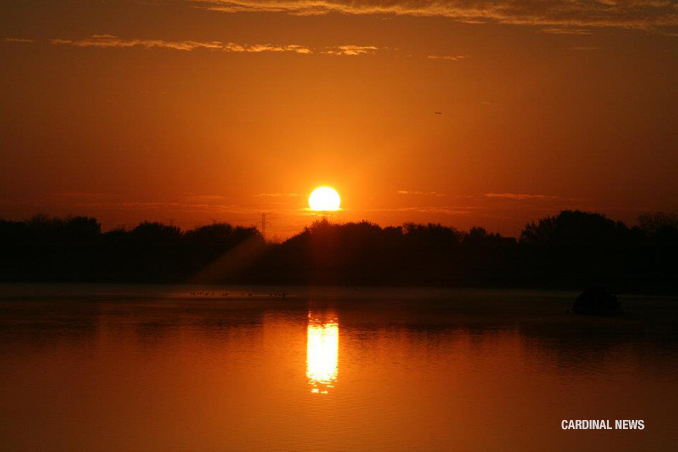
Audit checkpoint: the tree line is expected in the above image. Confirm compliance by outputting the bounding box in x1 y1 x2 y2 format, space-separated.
0 210 676 292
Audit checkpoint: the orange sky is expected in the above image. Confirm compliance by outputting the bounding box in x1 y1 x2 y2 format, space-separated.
2 0 678 239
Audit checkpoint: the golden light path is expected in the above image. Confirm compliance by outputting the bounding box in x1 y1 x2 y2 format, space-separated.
306 314 339 394
309 186 341 211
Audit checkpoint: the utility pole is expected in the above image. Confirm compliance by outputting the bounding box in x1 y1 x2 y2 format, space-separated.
260 213 270 240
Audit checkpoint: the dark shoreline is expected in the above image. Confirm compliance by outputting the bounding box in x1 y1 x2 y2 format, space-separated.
1 281 677 298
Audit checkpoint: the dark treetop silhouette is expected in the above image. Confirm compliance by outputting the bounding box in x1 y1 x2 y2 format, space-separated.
0 210 676 292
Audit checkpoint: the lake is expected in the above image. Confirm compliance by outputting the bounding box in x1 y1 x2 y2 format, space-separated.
0 285 676 451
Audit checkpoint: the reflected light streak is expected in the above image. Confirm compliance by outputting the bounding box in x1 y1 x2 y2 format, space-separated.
306 314 339 394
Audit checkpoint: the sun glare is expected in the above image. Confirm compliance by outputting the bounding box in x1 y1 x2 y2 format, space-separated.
307 315 339 394
309 186 341 211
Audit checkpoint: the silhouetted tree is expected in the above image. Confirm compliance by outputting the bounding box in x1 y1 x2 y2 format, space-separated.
0 211 674 291
130 221 182 243
64 216 101 242
637 212 678 280
520 210 625 246
638 212 678 243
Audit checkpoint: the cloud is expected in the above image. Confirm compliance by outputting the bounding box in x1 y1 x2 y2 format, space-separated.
368 206 474 215
427 54 468 61
48 35 388 56
323 45 379 55
400 207 471 215
484 193 559 200
254 192 300 197
50 191 118 197
398 190 446 196
540 28 592 35
183 195 228 203
40 192 257 215
50 35 313 54
77 200 252 214
2 37 34 43
238 43 312 53
191 0 678 33
50 36 224 51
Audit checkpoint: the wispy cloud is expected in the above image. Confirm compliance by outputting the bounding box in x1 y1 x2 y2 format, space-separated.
540 28 592 35
50 35 313 54
398 190 446 197
368 206 474 215
3 37 34 43
49 191 120 198
42 192 256 214
191 0 678 33
254 192 300 197
50 35 224 51
427 54 468 61
485 193 559 200
183 195 228 203
81 200 252 214
399 207 472 215
47 35 388 56
323 45 379 56
231 43 312 53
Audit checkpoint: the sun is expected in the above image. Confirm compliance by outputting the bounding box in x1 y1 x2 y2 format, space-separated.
309 187 341 211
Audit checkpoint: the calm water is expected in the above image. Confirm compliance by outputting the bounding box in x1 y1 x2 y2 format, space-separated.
0 285 677 451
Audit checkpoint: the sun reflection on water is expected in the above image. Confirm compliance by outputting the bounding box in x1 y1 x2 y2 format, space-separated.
306 314 339 394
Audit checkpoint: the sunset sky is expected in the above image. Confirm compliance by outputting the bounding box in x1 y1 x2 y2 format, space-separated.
2 0 677 239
